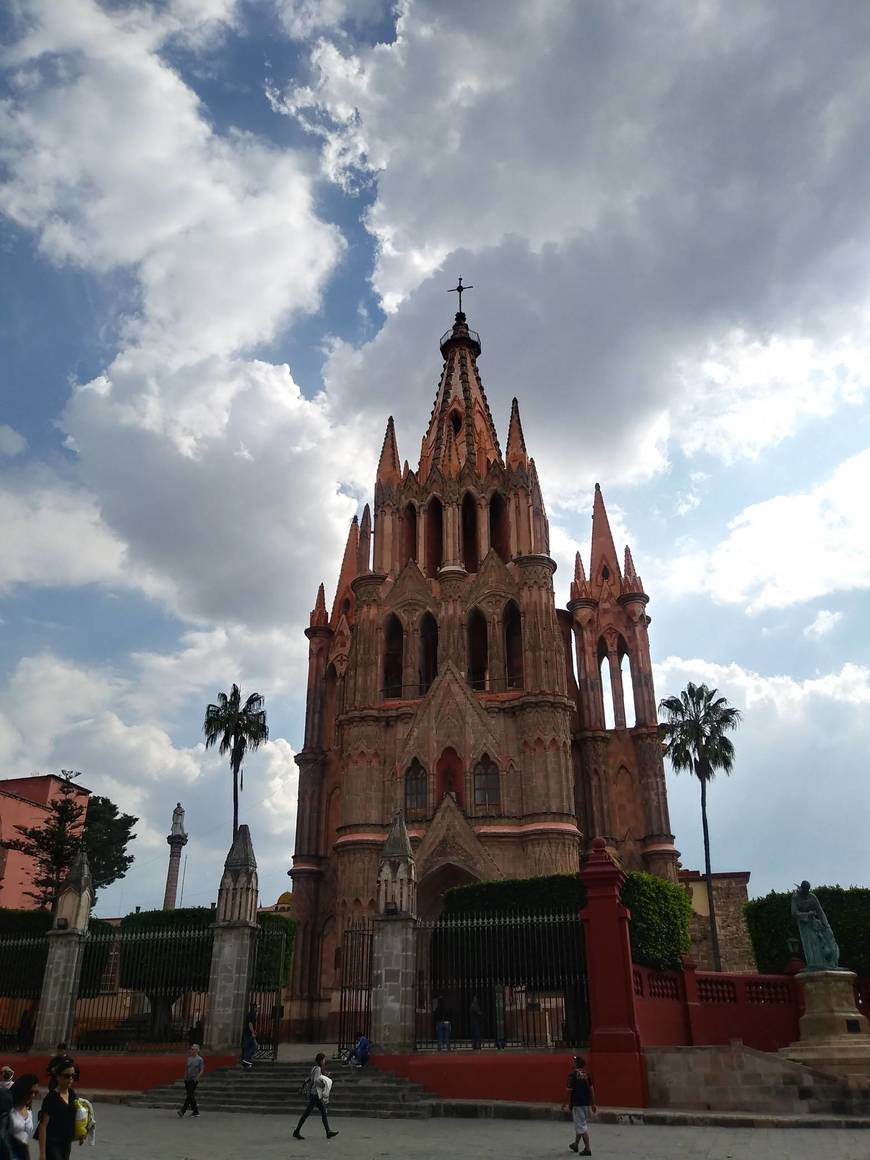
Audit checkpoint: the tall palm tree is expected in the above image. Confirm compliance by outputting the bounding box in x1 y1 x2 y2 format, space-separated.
658 682 741 973
203 684 269 841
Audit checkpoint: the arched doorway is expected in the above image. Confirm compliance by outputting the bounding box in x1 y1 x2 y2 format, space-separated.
417 862 479 921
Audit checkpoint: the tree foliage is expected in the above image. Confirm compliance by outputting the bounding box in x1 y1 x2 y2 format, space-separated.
745 886 870 977
203 684 269 840
83 795 138 893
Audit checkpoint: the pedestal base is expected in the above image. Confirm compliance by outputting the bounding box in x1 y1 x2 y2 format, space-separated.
782 969 870 1078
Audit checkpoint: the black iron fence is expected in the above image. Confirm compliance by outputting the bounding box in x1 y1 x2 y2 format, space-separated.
337 920 373 1053
248 923 288 1062
0 934 46 1050
415 911 589 1051
70 926 212 1052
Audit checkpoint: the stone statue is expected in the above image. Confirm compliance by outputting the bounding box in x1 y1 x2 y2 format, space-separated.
170 802 187 837
791 880 840 971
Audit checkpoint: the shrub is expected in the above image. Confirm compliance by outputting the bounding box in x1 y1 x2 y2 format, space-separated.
745 886 870 977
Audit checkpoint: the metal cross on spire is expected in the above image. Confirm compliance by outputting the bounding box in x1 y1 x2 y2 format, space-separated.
448 276 473 314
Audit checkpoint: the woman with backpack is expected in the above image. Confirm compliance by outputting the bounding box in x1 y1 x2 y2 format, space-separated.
292 1053 338 1142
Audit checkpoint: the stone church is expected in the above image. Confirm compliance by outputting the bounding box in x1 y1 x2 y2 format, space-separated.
288 306 680 1036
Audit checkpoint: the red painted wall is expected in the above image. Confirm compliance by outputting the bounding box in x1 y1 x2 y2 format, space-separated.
0 777 90 909
375 1050 646 1109
10 1053 236 1092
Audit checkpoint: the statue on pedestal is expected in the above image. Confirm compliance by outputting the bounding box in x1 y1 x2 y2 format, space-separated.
791 880 840 971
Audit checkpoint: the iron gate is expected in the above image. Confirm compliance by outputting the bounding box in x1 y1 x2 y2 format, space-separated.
415 910 589 1050
248 922 288 1061
0 934 46 1051
337 920 373 1052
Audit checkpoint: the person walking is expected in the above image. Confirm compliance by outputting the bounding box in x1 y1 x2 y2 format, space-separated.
292 1054 338 1141
561 1055 596 1156
8 1074 39 1160
240 1003 258 1069
37 1058 77 1160
44 1050 68 1096
177 1044 204 1119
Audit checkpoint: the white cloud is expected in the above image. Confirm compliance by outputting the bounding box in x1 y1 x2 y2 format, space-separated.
664 449 870 613
654 656 870 893
0 425 27 457
272 0 388 40
803 609 844 640
259 737 299 836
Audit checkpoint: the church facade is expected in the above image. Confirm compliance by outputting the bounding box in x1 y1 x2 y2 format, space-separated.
289 309 679 1036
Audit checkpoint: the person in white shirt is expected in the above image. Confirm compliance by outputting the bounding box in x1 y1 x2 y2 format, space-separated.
8 1073 39 1159
292 1053 338 1141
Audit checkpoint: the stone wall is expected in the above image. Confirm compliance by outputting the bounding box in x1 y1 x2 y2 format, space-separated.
680 871 756 973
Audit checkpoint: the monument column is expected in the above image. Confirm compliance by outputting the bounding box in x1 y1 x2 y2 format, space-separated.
33 852 94 1052
370 813 417 1054
163 802 189 910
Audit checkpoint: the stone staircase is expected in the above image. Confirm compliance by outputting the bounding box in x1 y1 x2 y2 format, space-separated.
645 1045 870 1116
125 1059 436 1119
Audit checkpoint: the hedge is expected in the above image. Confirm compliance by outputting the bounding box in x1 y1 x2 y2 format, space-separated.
0 908 114 998
745 886 870 977
443 869 691 970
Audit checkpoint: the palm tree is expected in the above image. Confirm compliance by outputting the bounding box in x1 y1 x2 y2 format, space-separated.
658 682 741 973
203 684 269 841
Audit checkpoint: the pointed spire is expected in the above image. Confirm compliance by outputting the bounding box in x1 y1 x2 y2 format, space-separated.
622 545 645 595
505 397 528 470
357 503 372 574
376 416 402 487
443 420 461 477
331 515 359 626
570 551 590 601
225 823 257 871
402 459 410 481
590 483 621 587
310 582 328 628
382 811 413 860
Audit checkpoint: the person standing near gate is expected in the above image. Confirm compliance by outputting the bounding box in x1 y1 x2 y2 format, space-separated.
433 996 451 1051
240 1003 258 1069
469 995 483 1051
37 1057 77 1160
177 1044 204 1119
561 1055 596 1156
292 1053 338 1141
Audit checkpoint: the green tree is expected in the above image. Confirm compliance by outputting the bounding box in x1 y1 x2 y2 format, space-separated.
658 682 742 972
0 774 138 909
83 795 138 892
203 684 269 840
1 773 86 909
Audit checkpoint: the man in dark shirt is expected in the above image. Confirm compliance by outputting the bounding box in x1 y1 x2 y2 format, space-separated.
561 1054 596 1155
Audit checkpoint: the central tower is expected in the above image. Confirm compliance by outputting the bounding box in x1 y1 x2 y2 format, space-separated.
289 307 678 1038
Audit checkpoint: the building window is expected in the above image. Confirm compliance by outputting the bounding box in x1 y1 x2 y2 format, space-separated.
383 615 404 699
489 491 510 562
419 612 438 695
461 493 479 573
467 607 488 690
401 505 417 567
504 601 523 690
473 757 500 808
405 760 427 816
426 497 443 576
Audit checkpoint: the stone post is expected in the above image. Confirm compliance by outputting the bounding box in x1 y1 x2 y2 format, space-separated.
579 837 646 1106
370 813 417 1053
206 825 259 1053
33 851 94 1052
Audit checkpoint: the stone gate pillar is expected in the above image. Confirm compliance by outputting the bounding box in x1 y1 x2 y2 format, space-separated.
33 851 94 1052
370 812 417 1053
206 825 259 1053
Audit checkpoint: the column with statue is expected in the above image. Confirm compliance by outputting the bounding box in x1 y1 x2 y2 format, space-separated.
369 813 418 1053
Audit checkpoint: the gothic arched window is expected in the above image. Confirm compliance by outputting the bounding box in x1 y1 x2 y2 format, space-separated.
489 491 510 562
322 663 338 747
383 615 404 699
473 755 500 808
467 607 488 690
405 759 427 817
401 504 417 568
504 601 523 690
461 492 479 573
419 612 438 695
426 497 443 576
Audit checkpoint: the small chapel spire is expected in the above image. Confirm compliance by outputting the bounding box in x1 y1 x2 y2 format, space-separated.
376 416 402 487
310 582 328 628
505 397 528 470
357 503 372 574
622 545 645 597
331 515 360 626
590 483 621 587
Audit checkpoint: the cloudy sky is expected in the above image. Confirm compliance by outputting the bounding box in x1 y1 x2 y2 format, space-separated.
2 0 869 918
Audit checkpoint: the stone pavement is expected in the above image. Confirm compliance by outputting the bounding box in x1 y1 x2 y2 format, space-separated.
90 1102 870 1160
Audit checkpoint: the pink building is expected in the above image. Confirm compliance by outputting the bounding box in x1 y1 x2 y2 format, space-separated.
0 775 90 909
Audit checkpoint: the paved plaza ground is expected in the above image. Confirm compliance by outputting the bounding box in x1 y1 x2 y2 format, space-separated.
89 1102 870 1160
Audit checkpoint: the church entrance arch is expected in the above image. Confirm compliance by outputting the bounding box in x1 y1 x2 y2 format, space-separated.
435 747 465 810
417 861 478 921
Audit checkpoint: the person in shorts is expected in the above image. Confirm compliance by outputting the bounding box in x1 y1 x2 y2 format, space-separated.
561 1054 596 1155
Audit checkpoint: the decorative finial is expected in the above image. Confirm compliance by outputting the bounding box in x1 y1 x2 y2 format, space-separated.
448 275 473 314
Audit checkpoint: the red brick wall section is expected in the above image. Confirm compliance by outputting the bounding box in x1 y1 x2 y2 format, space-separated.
374 1050 646 1108
16 1054 237 1092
